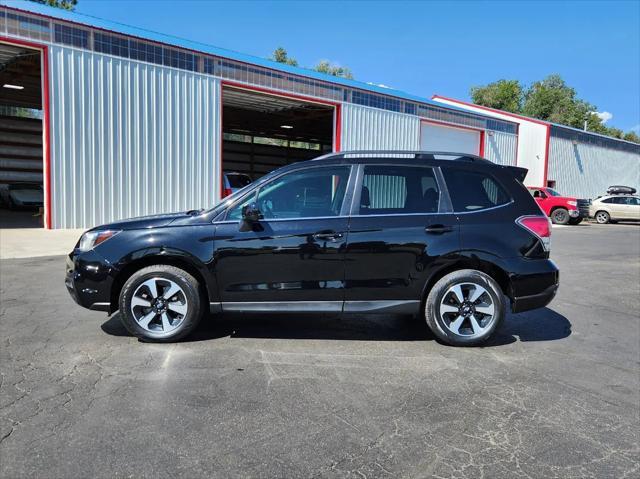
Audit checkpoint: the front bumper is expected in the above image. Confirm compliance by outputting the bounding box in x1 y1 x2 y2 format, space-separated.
65 249 116 312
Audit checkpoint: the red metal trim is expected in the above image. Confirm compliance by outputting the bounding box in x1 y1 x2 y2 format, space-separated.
479 131 485 157
334 103 342 152
432 95 550 127
0 36 51 229
219 83 224 201
543 125 551 187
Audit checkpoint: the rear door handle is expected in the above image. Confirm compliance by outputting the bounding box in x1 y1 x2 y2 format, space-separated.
313 231 344 241
425 224 453 234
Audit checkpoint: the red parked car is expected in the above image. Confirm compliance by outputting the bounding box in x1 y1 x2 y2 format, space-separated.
527 187 588 225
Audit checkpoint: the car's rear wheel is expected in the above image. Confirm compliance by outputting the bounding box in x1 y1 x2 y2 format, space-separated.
425 269 505 346
119 265 203 342
551 208 570 225
595 210 610 224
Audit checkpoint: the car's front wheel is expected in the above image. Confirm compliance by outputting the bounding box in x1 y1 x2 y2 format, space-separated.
551 208 570 225
119 265 203 342
595 210 610 224
425 269 505 346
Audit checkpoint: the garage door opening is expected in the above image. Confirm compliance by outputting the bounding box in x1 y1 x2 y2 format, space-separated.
420 120 484 157
0 41 44 228
221 85 337 198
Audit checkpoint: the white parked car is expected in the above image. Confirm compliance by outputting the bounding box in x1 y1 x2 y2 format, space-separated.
589 195 640 224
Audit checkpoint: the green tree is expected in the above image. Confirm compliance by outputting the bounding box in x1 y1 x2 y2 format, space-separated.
30 0 77 10
314 60 353 79
470 79 523 113
623 131 640 143
271 47 298 67
522 74 595 129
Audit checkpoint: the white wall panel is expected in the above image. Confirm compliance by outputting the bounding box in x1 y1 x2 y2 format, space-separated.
420 122 480 155
548 136 640 199
341 104 420 151
48 45 220 229
484 131 517 166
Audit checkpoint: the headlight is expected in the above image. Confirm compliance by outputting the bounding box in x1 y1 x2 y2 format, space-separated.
567 200 577 206
78 230 121 252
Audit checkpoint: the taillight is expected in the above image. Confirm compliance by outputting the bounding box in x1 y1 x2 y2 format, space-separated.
222 187 233 198
516 215 551 251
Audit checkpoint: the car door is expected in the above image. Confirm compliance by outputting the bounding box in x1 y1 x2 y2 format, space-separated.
624 196 640 219
213 165 354 312
343 164 459 314
609 197 628 219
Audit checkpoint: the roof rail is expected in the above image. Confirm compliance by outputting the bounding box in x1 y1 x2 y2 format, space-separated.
311 150 490 163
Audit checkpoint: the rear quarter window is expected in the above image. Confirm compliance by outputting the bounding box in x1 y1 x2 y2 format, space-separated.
442 168 511 212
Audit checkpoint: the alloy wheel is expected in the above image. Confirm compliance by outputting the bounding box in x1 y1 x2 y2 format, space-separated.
595 212 609 224
130 277 189 334
439 282 496 338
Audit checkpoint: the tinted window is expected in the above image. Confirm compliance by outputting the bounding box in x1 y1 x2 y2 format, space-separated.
601 197 616 203
226 174 252 188
359 166 440 215
227 166 350 220
625 197 639 205
442 168 511 212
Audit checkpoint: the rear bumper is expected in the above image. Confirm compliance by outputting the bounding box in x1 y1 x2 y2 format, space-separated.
512 283 558 313
505 258 559 313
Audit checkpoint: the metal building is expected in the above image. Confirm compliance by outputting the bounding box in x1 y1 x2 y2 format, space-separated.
433 96 640 199
0 1 518 229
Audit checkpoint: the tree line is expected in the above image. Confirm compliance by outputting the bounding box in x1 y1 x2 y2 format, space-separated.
470 75 639 144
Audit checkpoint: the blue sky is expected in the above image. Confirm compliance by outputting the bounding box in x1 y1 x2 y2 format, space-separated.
71 0 639 132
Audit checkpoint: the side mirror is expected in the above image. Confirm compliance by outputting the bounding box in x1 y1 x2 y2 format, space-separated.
239 203 262 232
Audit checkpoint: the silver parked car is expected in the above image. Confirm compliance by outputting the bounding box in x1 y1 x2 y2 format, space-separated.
589 195 640 224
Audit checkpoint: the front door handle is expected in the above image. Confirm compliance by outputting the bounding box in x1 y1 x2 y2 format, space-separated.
425 224 453 234
313 231 344 241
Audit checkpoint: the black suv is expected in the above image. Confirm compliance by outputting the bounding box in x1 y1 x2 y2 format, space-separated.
66 151 559 346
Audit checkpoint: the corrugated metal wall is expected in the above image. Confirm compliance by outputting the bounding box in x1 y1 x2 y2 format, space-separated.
49 45 220 229
548 136 640 198
341 104 420 151
484 131 517 166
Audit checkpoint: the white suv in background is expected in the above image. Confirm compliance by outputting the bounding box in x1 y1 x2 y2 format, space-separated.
590 195 640 223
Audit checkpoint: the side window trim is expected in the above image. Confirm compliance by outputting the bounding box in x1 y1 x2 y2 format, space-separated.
220 164 355 222
348 163 451 217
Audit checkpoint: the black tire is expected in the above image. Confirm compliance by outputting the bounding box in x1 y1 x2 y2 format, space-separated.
551 208 570 225
119 265 203 342
568 217 583 225
595 210 610 224
425 269 505 347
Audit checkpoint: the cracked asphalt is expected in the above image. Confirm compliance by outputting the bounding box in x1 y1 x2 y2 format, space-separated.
1 223 639 478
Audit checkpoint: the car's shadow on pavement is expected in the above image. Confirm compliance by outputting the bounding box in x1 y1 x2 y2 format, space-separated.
101 307 571 346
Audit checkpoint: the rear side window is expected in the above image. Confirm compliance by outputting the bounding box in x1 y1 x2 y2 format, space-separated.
359 165 440 215
442 168 511 212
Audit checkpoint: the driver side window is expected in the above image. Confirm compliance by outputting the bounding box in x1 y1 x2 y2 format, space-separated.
226 166 351 220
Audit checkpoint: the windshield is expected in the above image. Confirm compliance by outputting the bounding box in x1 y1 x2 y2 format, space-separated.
546 188 561 196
